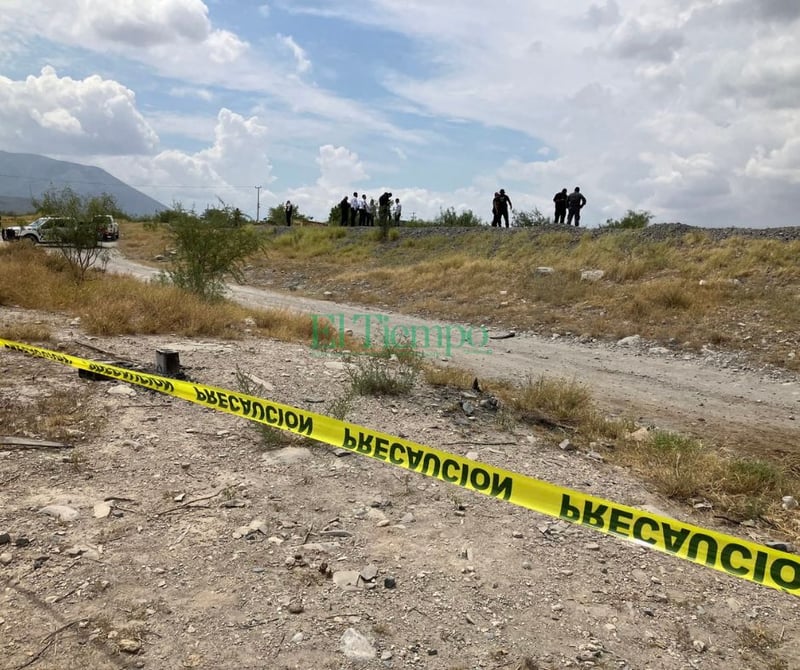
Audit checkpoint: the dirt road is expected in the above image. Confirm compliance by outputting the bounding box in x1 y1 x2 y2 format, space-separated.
107 253 800 457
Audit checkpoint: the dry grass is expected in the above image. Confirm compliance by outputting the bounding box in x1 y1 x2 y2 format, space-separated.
117 219 172 262
420 367 796 535
738 623 788 670
209 225 800 370
498 375 593 424
0 321 53 343
0 243 340 345
344 342 424 396
0 386 102 441
423 364 476 389
614 429 789 521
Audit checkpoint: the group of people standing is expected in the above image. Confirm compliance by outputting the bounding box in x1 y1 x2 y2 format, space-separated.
490 185 588 228
339 192 402 227
491 189 513 227
286 185 587 229
553 187 587 226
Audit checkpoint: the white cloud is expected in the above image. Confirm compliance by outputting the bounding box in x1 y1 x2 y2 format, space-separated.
745 138 800 184
277 34 311 74
585 0 621 27
607 18 685 63
316 145 368 189
0 66 158 155
390 147 407 161
168 86 214 101
77 0 212 46
9 0 248 71
205 29 248 64
93 107 275 214
258 4 271 18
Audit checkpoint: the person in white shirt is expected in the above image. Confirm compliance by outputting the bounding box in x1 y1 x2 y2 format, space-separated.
360 194 369 226
392 198 402 224
349 192 359 226
369 198 377 226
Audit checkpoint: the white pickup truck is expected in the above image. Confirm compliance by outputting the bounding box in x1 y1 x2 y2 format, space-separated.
1 215 119 243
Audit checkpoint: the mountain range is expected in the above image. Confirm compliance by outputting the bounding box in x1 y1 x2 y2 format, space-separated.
0 151 166 217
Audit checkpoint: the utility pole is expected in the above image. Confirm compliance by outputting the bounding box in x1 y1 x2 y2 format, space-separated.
255 185 262 223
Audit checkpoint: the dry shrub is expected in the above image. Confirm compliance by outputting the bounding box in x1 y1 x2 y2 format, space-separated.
117 220 172 260
725 458 783 494
616 430 794 522
0 242 325 340
0 387 101 441
250 309 346 346
639 280 694 310
423 363 476 389
345 343 424 396
498 375 593 425
607 258 650 282
78 278 248 337
0 322 53 343
618 431 717 500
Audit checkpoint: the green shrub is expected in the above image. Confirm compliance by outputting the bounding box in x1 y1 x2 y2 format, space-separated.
234 365 292 450
601 210 654 230
434 207 483 227
31 186 116 281
513 208 552 227
345 343 423 396
154 204 265 300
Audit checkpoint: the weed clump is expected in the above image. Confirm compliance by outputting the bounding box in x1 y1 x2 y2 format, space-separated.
345 343 423 396
234 365 292 450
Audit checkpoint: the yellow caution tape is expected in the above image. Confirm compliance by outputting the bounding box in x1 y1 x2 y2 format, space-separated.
2 337 799 597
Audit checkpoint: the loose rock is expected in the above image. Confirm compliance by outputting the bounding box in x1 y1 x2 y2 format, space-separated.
333 570 362 590
360 564 379 582
40 505 80 522
118 639 141 654
617 335 642 347
340 628 376 661
581 269 605 282
93 501 112 519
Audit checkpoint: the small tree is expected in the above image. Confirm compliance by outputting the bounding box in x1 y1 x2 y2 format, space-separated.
601 210 654 230
265 203 309 226
265 205 286 226
434 207 483 227
512 208 552 227
31 186 114 281
157 203 265 300
327 204 344 225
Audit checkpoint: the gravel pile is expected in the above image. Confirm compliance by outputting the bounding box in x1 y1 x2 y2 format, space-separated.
278 222 800 244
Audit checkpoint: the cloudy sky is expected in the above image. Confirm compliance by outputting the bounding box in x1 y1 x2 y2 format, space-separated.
1 0 799 227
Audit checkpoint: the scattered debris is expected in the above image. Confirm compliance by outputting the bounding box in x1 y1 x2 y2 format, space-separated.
0 436 72 450
39 505 80 522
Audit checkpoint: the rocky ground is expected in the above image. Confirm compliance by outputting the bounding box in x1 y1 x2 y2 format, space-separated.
1 305 800 670
276 221 800 243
